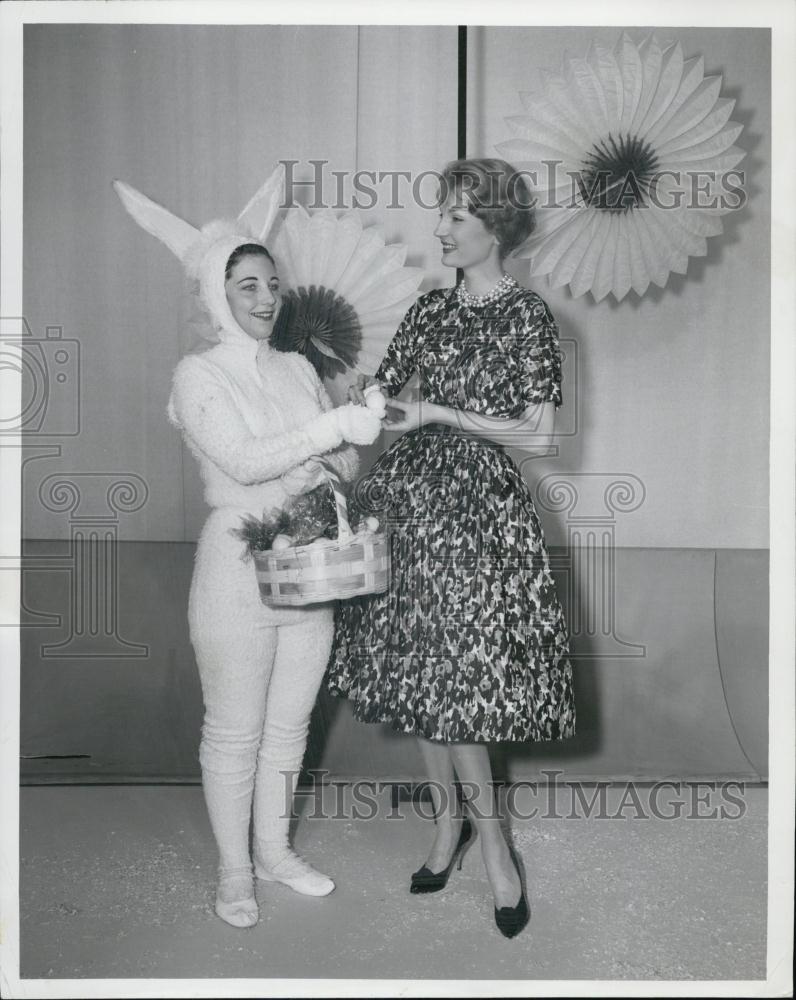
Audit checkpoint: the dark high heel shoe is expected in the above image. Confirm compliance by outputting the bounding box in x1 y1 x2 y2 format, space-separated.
410 817 475 894
494 846 530 939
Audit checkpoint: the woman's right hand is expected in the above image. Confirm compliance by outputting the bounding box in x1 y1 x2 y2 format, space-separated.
347 372 382 406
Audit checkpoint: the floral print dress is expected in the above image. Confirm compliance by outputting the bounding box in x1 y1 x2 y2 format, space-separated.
326 277 576 743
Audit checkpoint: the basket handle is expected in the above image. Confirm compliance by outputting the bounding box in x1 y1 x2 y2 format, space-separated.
310 455 354 543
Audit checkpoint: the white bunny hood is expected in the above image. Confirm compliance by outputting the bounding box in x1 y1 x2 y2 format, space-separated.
186 219 265 351
113 166 283 351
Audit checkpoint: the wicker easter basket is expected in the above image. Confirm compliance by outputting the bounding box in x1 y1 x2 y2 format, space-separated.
254 459 390 607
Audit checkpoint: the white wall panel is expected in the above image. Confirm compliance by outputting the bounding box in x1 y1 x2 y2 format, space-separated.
23 24 458 541
468 26 770 548
22 25 769 549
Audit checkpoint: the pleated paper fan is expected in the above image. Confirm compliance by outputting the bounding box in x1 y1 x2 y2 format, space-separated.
271 205 424 378
496 32 746 301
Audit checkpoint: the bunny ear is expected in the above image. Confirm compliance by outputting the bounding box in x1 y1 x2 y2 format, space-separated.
113 179 201 263
237 164 284 244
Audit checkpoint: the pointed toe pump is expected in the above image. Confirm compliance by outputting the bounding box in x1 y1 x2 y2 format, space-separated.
410 817 476 894
494 846 530 939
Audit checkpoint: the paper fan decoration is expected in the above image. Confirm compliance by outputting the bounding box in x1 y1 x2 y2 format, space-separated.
271 207 424 378
496 32 746 301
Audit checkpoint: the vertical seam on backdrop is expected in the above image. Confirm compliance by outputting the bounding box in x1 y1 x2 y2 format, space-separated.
712 549 763 779
354 25 361 174
179 425 187 542
457 25 467 159
456 25 467 287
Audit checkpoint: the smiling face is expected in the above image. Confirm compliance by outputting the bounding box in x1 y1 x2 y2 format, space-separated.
433 193 500 272
224 254 281 340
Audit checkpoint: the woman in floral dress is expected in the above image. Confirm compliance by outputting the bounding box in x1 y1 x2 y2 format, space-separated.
327 158 575 938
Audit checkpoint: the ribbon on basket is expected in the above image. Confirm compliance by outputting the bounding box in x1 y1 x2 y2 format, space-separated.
310 456 354 543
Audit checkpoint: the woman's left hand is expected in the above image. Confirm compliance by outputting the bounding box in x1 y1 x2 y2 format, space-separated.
383 398 440 432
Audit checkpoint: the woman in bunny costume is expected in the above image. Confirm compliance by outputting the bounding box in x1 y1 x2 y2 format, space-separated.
114 168 382 928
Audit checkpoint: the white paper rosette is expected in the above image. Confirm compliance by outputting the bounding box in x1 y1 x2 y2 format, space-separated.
497 32 746 301
271 207 424 377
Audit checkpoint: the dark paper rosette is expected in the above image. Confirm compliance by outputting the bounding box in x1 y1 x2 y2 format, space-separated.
271 285 362 379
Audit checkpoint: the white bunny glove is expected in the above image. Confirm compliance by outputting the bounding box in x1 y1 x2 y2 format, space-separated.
336 403 383 445
307 403 382 450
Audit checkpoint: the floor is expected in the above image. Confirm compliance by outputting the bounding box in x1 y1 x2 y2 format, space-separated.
19 783 767 983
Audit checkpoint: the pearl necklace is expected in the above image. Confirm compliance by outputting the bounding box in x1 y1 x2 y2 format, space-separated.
456 273 516 309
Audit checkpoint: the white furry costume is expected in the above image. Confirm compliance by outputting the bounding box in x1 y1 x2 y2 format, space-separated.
114 169 380 925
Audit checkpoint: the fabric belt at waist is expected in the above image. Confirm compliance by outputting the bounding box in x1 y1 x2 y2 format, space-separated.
419 421 505 449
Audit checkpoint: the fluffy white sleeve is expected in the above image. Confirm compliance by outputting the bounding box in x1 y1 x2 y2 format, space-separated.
168 356 343 485
285 352 360 483
315 376 360 484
